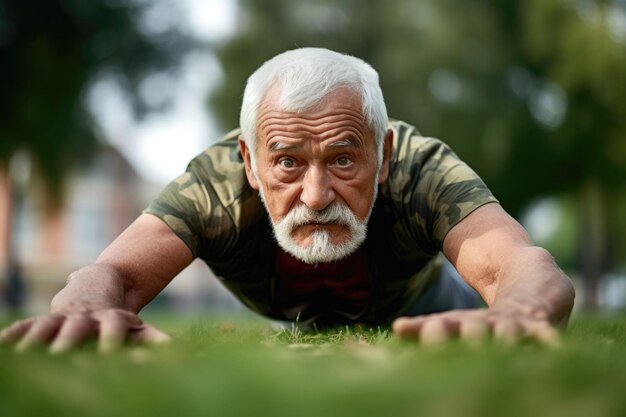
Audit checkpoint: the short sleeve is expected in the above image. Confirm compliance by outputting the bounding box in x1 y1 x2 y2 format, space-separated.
384 121 499 253
143 169 210 257
416 139 499 247
143 129 258 261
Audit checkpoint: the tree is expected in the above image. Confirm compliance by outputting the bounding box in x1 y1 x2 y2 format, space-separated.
210 0 626 308
518 0 626 307
0 0 194 310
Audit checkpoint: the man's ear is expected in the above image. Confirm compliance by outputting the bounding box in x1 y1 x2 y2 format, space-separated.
238 136 259 190
378 129 393 184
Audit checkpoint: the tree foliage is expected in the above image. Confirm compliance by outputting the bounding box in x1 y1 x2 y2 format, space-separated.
0 0 193 204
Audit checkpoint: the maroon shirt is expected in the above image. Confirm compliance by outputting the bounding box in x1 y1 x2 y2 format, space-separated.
273 248 371 325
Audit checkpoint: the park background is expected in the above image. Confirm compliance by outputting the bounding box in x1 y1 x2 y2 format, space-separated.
2 2 626 417
1 0 626 317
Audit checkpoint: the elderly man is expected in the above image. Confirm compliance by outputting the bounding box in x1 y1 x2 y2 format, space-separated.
0 48 574 352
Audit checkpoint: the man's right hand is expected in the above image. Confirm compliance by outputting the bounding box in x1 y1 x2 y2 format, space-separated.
0 308 170 353
0 214 193 354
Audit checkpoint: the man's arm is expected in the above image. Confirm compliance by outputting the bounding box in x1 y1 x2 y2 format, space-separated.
0 214 193 353
392 203 575 346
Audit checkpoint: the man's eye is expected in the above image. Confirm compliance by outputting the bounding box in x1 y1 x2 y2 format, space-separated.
279 158 295 168
336 156 352 166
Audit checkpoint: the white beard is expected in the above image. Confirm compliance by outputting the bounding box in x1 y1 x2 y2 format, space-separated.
258 185 378 265
273 203 367 264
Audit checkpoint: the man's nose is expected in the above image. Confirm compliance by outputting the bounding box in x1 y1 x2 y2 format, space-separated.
300 166 335 211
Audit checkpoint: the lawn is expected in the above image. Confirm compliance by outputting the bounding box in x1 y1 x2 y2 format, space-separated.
1 313 625 417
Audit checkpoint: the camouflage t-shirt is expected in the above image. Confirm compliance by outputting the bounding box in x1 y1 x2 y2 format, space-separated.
144 119 498 325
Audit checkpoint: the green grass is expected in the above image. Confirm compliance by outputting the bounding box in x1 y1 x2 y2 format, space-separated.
1 313 626 417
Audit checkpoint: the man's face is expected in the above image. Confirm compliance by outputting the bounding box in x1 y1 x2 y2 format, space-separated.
240 86 391 264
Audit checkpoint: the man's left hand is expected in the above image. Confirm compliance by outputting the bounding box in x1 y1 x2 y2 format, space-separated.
392 307 561 347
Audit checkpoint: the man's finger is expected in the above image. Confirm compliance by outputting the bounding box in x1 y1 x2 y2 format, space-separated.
420 318 453 346
392 316 427 338
129 324 171 346
16 316 64 352
0 319 35 345
98 311 129 353
49 315 97 354
459 318 489 346
526 321 561 348
493 319 524 345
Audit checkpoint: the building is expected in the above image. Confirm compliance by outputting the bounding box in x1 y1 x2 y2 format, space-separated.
0 146 240 314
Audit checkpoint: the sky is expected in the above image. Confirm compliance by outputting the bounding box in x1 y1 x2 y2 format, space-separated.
89 0 238 186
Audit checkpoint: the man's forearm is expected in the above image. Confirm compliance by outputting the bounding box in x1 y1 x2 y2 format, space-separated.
490 246 575 325
50 264 131 314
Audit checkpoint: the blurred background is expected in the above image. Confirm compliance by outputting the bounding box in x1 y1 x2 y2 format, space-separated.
0 0 625 317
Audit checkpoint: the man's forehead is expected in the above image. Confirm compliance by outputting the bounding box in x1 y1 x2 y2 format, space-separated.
258 115 370 151
268 136 360 151
256 86 369 142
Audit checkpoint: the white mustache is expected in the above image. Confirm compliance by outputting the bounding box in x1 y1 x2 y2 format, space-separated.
280 203 360 230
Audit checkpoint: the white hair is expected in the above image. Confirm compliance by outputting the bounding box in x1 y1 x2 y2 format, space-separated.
240 48 389 168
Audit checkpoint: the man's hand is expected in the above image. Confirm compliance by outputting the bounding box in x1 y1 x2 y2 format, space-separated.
0 308 170 353
392 307 561 347
404 203 574 348
0 214 192 354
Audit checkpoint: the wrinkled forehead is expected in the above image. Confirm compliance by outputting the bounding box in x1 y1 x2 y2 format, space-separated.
256 95 372 157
